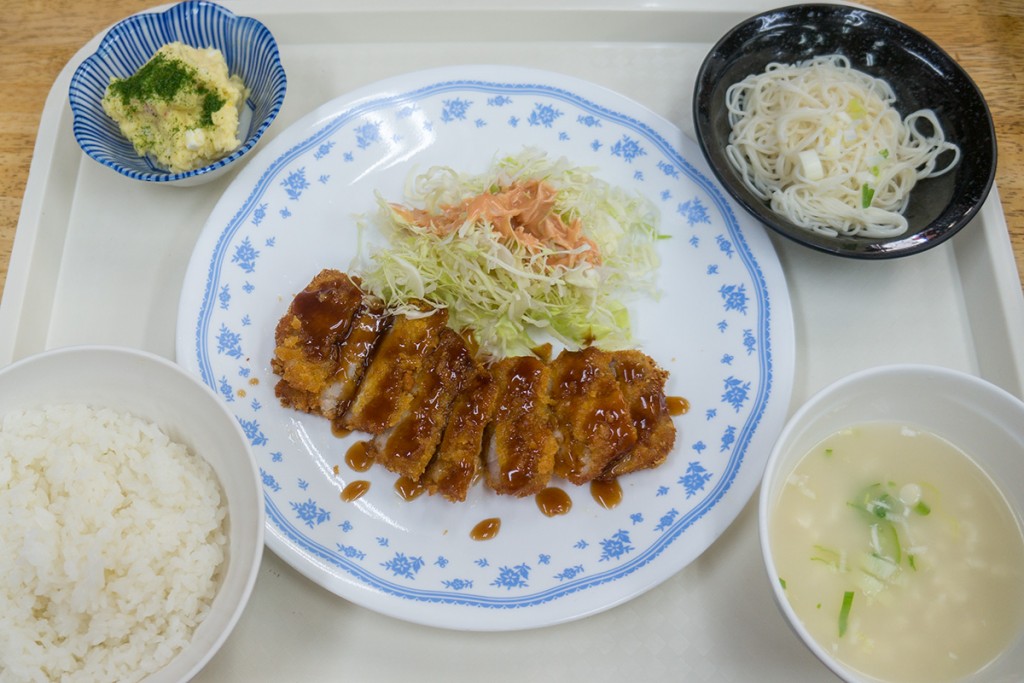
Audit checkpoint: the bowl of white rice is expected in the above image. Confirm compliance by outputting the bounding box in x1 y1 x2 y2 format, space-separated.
0 345 264 682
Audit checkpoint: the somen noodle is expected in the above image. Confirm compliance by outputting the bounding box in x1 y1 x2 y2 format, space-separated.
724 54 960 238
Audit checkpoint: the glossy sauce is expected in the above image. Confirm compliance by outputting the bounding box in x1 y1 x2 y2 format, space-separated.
353 313 445 432
590 478 623 509
341 480 370 502
556 354 629 441
330 302 392 417
290 281 361 358
345 440 373 472
470 517 501 541
614 358 662 437
666 396 689 416
489 356 553 495
394 475 426 501
332 423 352 439
459 328 480 357
582 405 634 445
342 302 391 363
536 487 572 517
379 331 475 476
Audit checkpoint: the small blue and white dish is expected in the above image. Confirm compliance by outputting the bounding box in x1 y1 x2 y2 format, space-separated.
68 1 287 187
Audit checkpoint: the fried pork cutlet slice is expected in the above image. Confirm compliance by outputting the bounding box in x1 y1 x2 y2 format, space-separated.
338 308 448 434
601 350 676 479
549 347 637 485
423 362 500 502
272 269 364 415
368 327 476 481
484 356 557 497
322 297 392 425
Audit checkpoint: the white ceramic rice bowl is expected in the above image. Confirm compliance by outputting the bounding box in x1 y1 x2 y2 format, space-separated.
759 364 1024 682
0 345 264 682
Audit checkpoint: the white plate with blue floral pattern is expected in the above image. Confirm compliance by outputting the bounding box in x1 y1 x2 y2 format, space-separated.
176 65 794 631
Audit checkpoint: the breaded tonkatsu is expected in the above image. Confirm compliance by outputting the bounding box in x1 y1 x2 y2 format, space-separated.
484 355 558 497
272 270 364 416
601 350 676 479
339 309 448 434
423 361 499 502
368 327 476 481
272 269 679 502
550 347 638 485
324 297 391 425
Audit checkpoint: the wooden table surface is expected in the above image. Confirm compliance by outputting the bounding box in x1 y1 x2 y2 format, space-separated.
1 0 1022 304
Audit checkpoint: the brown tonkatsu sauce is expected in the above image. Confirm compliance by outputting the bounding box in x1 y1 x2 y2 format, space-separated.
289 281 361 359
550 347 637 485
536 487 572 517
667 396 690 416
341 311 447 434
590 478 623 509
274 268 680 508
341 479 371 502
345 440 373 472
486 356 557 497
470 517 501 540
394 475 426 501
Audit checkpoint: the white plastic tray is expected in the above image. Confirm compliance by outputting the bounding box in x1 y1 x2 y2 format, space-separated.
4 1 1024 680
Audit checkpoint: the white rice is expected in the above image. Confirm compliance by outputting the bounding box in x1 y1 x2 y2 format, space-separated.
0 403 228 683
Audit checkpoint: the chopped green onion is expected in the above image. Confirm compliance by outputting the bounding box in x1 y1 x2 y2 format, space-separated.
914 501 931 516
862 552 900 582
811 545 843 570
852 483 896 520
824 448 834 457
857 571 886 597
908 554 917 571
874 521 901 563
779 577 787 590
861 183 875 208
838 591 855 637
879 148 890 159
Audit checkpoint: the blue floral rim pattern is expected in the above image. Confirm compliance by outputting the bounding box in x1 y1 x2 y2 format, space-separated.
177 66 793 629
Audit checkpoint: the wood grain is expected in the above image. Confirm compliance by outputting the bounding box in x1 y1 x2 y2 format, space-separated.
1 0 1022 303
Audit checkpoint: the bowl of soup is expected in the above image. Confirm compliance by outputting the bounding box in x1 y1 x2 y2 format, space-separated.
759 365 1024 682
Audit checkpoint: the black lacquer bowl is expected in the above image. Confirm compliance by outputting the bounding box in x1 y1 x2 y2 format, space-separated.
693 3 996 259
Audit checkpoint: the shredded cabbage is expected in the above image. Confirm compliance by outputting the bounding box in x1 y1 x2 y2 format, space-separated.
356 148 663 358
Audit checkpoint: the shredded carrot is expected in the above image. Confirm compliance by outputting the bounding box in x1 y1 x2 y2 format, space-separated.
390 179 602 269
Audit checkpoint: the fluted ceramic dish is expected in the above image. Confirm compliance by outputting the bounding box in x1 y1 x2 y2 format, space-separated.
68 1 287 187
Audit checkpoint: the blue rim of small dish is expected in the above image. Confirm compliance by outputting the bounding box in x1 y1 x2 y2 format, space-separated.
68 1 287 183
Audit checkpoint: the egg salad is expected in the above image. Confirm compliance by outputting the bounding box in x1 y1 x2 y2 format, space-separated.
101 42 248 173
